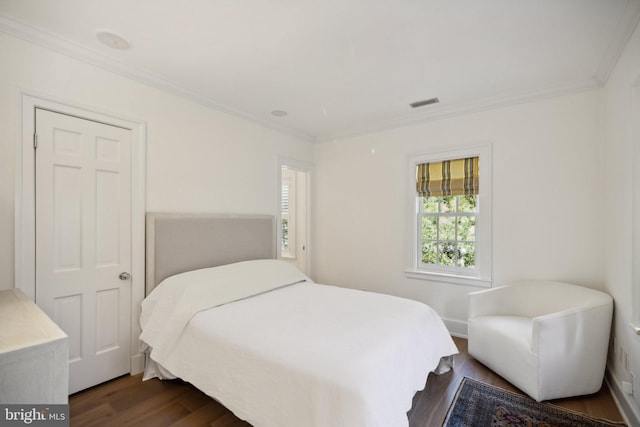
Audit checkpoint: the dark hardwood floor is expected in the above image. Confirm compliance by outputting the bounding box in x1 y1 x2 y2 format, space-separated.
407 337 624 426
70 337 625 427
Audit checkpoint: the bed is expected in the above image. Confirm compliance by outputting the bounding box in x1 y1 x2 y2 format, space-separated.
140 213 458 427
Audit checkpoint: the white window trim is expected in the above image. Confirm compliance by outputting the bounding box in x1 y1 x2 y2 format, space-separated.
405 144 492 288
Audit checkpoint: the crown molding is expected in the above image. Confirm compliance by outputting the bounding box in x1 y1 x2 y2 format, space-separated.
2 6 637 145
0 13 315 142
314 78 601 143
593 0 640 85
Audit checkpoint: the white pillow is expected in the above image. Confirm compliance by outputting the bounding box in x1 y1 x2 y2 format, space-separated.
157 259 312 291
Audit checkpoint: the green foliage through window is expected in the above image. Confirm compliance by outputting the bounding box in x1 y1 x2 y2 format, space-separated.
281 219 289 250
419 195 477 268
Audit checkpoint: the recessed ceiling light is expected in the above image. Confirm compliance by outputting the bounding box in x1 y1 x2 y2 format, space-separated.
96 31 131 50
271 110 288 117
410 97 440 108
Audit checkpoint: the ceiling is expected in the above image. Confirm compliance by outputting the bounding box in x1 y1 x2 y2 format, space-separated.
1 0 639 142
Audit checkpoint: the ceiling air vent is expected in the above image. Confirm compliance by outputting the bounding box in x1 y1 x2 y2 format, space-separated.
410 97 440 108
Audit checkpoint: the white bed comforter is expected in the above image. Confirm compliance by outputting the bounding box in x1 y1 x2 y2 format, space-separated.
140 260 458 427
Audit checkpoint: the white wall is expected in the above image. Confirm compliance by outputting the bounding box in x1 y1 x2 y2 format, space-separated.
313 90 604 333
0 33 313 290
603 18 640 421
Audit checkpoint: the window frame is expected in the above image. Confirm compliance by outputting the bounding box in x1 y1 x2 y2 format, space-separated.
405 144 492 287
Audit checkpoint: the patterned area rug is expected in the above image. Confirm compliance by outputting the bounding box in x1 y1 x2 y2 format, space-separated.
443 377 627 427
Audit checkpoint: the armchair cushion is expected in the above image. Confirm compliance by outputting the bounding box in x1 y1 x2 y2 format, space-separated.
468 316 538 400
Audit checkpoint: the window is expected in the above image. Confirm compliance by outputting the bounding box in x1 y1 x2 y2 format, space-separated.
280 169 296 258
406 145 492 286
419 194 477 269
281 181 290 255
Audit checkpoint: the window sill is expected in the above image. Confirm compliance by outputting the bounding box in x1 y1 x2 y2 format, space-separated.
405 270 492 288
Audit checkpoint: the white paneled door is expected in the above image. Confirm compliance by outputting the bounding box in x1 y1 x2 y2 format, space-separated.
35 108 132 394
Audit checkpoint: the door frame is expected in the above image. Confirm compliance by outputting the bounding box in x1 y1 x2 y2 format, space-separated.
15 92 147 374
277 157 314 279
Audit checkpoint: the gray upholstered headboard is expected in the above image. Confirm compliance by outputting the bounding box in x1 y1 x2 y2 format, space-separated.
146 213 276 295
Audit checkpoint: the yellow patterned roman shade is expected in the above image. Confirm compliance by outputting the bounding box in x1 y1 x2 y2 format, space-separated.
416 157 479 197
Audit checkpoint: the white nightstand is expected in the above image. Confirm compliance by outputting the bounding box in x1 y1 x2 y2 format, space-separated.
0 289 68 404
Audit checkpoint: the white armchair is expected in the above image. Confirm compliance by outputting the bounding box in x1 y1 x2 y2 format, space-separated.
468 281 613 401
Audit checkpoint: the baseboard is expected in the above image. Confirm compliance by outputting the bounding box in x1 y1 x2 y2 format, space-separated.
131 353 144 375
443 317 467 338
606 367 640 426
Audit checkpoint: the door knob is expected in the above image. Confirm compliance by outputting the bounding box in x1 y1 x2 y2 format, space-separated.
119 272 131 280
